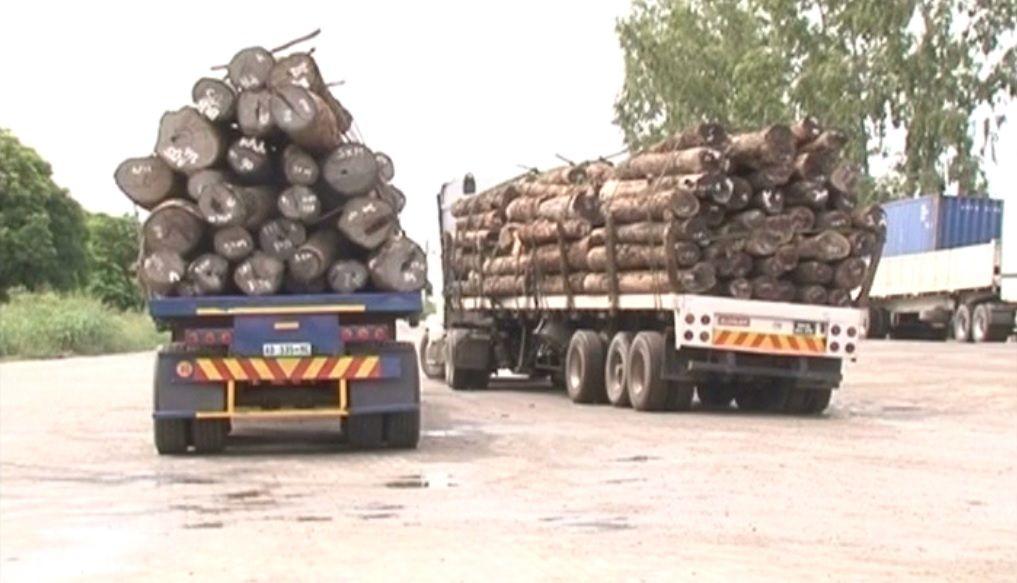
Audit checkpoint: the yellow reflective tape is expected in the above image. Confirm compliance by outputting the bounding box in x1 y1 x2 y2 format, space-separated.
303 357 327 379
195 305 366 316
331 357 354 379
224 359 247 380
355 356 379 378
276 358 300 379
273 321 300 330
251 359 274 379
198 360 222 381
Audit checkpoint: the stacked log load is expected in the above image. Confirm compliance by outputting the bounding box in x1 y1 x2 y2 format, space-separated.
115 32 426 297
447 120 884 306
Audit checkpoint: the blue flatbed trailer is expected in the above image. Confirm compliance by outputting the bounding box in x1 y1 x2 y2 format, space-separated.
148 292 423 454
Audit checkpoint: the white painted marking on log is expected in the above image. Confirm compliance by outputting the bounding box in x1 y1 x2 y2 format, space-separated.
237 137 267 154
131 165 152 175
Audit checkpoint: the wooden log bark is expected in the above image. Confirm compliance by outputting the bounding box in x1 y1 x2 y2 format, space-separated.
288 229 339 282
337 197 398 250
705 246 753 279
328 260 369 293
155 107 223 172
793 151 837 181
213 226 255 261
602 190 699 223
589 217 709 245
793 261 834 285
828 161 859 195
586 242 700 271
727 176 752 210
852 205 886 232
752 188 785 215
828 288 853 307
786 206 816 232
369 237 427 292
192 78 236 124
537 274 587 295
647 122 729 153
456 210 503 231
236 90 276 137
530 239 591 273
815 210 852 230
797 285 828 305
278 185 321 223
754 244 799 277
114 156 180 209
323 143 378 196
482 275 525 297
782 180 830 210
143 199 204 256
227 136 274 183
516 219 591 245
513 181 585 199
198 183 273 228
751 275 781 301
267 53 354 134
227 46 275 91
451 185 518 217
234 251 284 296
800 130 848 156
535 165 587 185
375 152 395 183
831 191 859 212
729 125 795 170
372 184 406 214
583 262 716 294
726 277 754 299
186 253 229 295
833 257 867 289
259 218 307 260
744 164 794 190
699 203 726 228
483 254 530 275
745 229 791 257
140 251 185 296
731 209 766 231
538 192 603 223
848 231 878 257
270 85 345 153
790 117 822 146
615 147 726 179
186 169 226 200
797 230 852 262
282 144 320 186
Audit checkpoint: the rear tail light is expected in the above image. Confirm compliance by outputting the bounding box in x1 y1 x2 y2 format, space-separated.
341 325 391 343
184 328 232 347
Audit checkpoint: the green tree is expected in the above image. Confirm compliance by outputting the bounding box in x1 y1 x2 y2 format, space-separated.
0 129 88 299
615 0 1017 200
86 213 145 311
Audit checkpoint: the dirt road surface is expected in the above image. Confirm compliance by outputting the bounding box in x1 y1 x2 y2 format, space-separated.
1 336 1015 581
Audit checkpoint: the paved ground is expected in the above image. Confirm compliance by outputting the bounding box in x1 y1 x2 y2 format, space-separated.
1 336 1015 581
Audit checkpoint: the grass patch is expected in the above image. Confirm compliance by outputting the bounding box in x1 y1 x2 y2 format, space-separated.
0 292 167 360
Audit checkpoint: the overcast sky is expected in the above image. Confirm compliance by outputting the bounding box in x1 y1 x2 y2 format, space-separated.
2 0 1014 260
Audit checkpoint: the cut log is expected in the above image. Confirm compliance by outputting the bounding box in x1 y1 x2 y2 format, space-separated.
140 251 185 296
282 144 320 186
831 191 859 212
752 188 785 215
790 117 822 146
186 169 227 200
589 217 708 245
337 197 398 250
797 230 852 262
368 237 427 292
327 260 369 293
536 165 588 185
815 210 852 230
197 183 273 228
515 219 591 245
114 156 179 209
852 205 886 232
372 184 406 213
268 52 326 92
833 257 867 289
278 185 321 223
602 189 700 223
233 251 284 296
192 77 236 124
213 226 255 261
647 122 729 152
828 288 853 307
270 85 344 153
727 278 754 299
793 261 834 285
586 241 700 271
800 129 848 156
505 197 541 221
143 199 204 256
259 218 307 260
481 275 525 296
699 203 726 228
782 180 830 210
731 209 766 231
828 161 859 195
227 46 275 91
537 192 603 223
754 244 799 277
236 90 276 137
750 275 781 301
187 253 230 295
155 107 223 172
727 176 752 210
744 164 794 190
227 136 274 183
745 229 789 257
514 181 585 199
793 151 837 181
530 240 590 273
288 229 339 282
615 147 726 179
483 254 531 275
583 262 716 294
848 230 878 257
797 285 828 305
785 206 816 232
323 143 378 196
456 210 503 231
537 273 587 295
728 125 795 170
375 152 395 183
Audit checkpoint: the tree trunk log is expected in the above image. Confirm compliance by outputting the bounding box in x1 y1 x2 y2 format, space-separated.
586 241 700 271
259 218 307 260
752 188 785 215
114 156 180 209
616 147 726 179
797 285 828 305
828 161 859 195
337 197 398 250
833 257 867 289
535 165 588 185
288 229 339 282
369 237 427 292
186 253 230 295
790 117 822 146
786 206 816 232
270 85 345 153
754 244 799 277
530 239 591 273
589 217 708 245
192 77 236 124
186 169 226 200
515 219 591 245
375 152 395 183
236 90 276 137
372 184 406 213
727 176 752 210
797 230 852 262
213 226 255 261
848 230 878 257
227 136 274 183
815 210 852 230
852 205 886 232
793 261 834 285
284 275 328 294
227 46 275 91
728 125 795 170
743 164 794 190
828 288 853 307
323 143 378 196
647 122 729 152
278 185 321 223
602 189 700 223
583 262 716 294
197 183 273 228
140 250 185 296
782 180 830 210
234 251 285 296
726 277 754 299
155 107 223 172
143 199 204 256
483 254 530 275
328 260 369 293
456 210 504 231
282 144 320 186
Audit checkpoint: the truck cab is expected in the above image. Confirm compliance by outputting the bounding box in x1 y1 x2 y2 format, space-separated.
149 292 422 454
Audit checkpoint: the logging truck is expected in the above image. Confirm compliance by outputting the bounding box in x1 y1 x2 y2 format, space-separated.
420 176 880 414
149 292 422 454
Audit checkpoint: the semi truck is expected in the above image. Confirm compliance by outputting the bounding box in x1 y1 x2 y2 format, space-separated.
149 292 423 454
419 177 879 414
867 195 1016 341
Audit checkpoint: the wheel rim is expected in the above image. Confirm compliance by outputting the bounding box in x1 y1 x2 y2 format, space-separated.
606 347 625 399
629 349 646 399
973 311 987 340
955 313 968 339
567 344 584 393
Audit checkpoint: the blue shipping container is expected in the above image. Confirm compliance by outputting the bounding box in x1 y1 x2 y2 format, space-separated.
882 195 1003 257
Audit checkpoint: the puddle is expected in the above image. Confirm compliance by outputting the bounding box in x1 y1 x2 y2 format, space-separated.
384 472 456 489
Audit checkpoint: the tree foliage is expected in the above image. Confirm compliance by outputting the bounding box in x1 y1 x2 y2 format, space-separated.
615 0 1017 199
0 129 88 299
86 213 144 311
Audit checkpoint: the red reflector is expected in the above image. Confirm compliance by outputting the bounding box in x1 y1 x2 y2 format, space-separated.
341 327 353 341
203 331 216 344
220 331 232 345
356 327 371 341
373 326 388 341
185 331 198 344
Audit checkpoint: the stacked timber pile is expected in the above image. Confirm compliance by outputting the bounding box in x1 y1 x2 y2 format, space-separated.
447 120 884 306
115 31 425 297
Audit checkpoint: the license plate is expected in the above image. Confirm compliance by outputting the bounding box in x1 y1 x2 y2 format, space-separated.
263 342 312 357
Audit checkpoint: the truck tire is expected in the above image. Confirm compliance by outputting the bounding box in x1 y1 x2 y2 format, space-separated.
565 330 607 404
802 388 833 414
154 418 190 455
952 305 972 342
605 332 634 407
447 366 488 390
191 419 227 454
697 384 735 409
385 410 420 449
972 304 1010 342
346 414 384 448
867 308 889 339
419 333 445 380
627 332 669 412
667 381 695 411
734 382 789 413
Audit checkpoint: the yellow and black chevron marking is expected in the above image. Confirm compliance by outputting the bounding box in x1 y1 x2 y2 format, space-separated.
193 356 380 382
713 330 826 354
